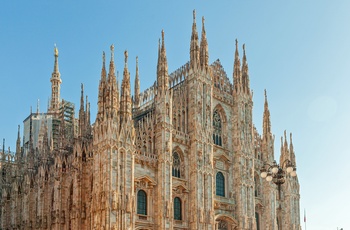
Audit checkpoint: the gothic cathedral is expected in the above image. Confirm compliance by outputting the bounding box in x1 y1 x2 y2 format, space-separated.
0 11 301 230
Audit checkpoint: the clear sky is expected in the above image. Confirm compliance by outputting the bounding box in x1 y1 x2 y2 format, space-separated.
1 1 349 229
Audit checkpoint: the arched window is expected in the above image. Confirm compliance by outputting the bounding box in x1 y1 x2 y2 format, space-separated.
213 110 222 146
255 212 260 230
137 190 147 215
172 152 181 178
174 197 182 220
254 174 260 197
216 172 225 197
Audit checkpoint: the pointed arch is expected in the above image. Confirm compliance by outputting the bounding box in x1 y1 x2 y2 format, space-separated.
213 104 227 147
172 146 185 179
172 151 181 178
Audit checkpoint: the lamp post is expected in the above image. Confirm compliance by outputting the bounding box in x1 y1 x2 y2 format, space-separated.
260 159 297 200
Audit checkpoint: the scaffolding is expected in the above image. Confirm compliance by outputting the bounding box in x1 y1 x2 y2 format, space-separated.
52 100 75 149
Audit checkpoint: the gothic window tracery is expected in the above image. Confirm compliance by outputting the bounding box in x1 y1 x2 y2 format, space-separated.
172 152 181 178
174 197 182 220
213 110 222 146
137 190 147 215
216 172 225 197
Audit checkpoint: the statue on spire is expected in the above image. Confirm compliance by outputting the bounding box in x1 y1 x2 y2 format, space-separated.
103 51 106 65
124 50 128 65
110 44 114 61
54 44 58 56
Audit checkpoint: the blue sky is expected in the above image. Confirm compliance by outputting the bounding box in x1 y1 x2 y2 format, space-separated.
1 1 349 229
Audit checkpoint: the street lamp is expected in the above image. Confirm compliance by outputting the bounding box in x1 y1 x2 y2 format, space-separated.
260 160 297 199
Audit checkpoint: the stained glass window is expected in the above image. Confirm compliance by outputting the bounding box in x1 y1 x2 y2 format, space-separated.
137 190 147 215
174 197 182 220
216 172 225 197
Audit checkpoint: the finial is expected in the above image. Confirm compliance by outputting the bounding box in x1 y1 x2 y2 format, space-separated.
290 132 293 142
102 51 106 65
136 56 138 65
193 9 196 22
124 50 128 65
110 44 114 61
161 30 165 45
235 39 238 48
202 16 205 25
243 44 246 55
264 89 267 100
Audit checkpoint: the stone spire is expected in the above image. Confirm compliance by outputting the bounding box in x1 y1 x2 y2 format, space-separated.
97 51 107 121
263 89 272 141
107 44 118 118
233 39 241 93
289 133 296 166
280 130 290 165
120 50 132 124
134 56 140 108
190 10 199 70
200 16 209 72
86 95 91 131
1 138 4 159
241 44 250 94
16 125 21 159
79 83 85 136
50 45 62 112
157 30 169 94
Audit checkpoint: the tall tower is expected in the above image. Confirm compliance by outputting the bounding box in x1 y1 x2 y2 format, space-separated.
232 41 255 230
187 11 215 229
154 30 173 229
50 45 62 112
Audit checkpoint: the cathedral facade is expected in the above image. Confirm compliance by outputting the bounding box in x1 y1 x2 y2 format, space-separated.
0 11 301 230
